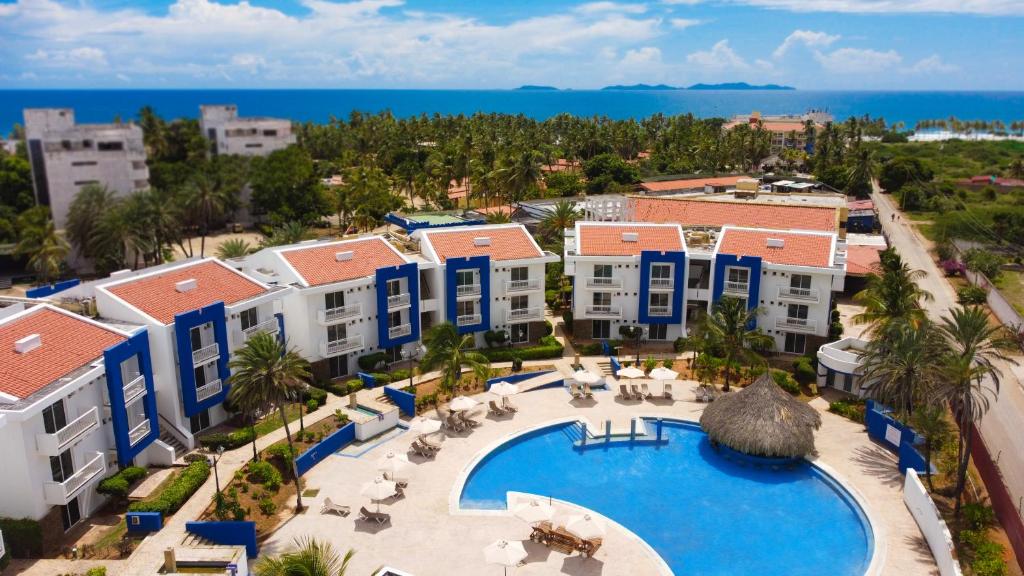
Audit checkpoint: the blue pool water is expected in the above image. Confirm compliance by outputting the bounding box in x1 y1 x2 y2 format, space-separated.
459 420 872 576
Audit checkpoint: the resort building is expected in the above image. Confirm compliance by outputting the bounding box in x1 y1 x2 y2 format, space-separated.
414 224 559 347
199 105 296 157
238 236 423 381
817 336 870 395
638 175 752 195
723 110 831 154
627 195 847 237
0 304 163 532
23 108 149 230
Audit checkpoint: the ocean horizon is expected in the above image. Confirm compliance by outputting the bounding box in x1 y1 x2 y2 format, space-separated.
2 89 1023 135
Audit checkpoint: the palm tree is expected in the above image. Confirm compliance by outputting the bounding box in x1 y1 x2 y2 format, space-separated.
935 306 1015 518
254 537 354 576
911 405 954 491
1007 156 1024 180
859 320 948 417
419 322 491 395
701 297 774 392
261 222 311 247
185 158 245 257
65 183 118 260
16 216 69 284
484 210 511 224
845 147 876 199
539 200 577 242
217 238 254 260
228 332 311 511
491 149 542 206
853 250 932 333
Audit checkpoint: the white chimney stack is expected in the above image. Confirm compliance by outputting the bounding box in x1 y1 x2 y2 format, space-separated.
15 334 41 354
622 232 639 242
766 238 785 248
473 237 491 246
175 279 197 293
335 251 354 262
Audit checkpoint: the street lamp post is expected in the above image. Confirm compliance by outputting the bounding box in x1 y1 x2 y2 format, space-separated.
635 326 648 365
400 345 426 390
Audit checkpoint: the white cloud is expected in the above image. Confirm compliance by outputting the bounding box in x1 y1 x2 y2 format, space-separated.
574 2 648 14
813 47 901 73
773 29 839 58
24 46 108 67
662 0 703 4
905 54 958 74
715 0 1023 15
669 18 702 29
686 39 748 70
621 46 662 65
116 73 131 82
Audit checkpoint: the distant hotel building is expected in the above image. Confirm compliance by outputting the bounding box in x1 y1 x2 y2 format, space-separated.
200 105 296 157
23 108 149 230
723 110 832 154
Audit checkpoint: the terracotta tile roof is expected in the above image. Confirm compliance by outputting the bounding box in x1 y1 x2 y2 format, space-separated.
846 245 884 276
106 260 268 324
0 307 125 401
424 226 542 263
723 121 809 132
718 229 833 267
640 175 749 192
847 199 874 211
578 224 684 256
630 197 838 232
281 238 406 287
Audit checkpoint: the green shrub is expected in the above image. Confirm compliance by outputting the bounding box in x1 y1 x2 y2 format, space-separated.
579 342 602 355
415 392 439 410
0 517 43 558
484 329 508 348
828 400 866 423
957 285 988 305
480 335 563 361
963 503 997 530
129 461 210 515
346 379 363 394
98 466 148 499
334 409 349 426
357 352 388 371
258 498 277 516
511 356 523 372
643 356 658 373
673 337 689 353
85 568 107 576
389 368 410 381
561 310 573 335
305 386 327 407
792 357 817 385
369 372 392 384
542 320 553 337
770 369 800 395
963 248 1005 280
264 443 296 462
198 428 255 451
544 289 559 309
247 461 282 492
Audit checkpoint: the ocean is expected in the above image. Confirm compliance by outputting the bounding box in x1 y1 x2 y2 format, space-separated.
2 89 1023 135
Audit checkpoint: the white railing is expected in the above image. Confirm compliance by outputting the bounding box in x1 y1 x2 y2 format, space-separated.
243 318 279 340
123 374 147 404
318 303 361 324
506 307 542 323
778 286 820 303
43 451 106 505
723 281 749 295
585 277 622 289
648 305 672 317
192 343 220 366
585 305 621 318
36 407 101 456
505 279 540 293
456 313 482 326
128 419 152 446
776 317 817 333
387 293 411 309
389 323 412 339
456 284 481 298
195 379 223 403
321 335 364 356
649 278 674 290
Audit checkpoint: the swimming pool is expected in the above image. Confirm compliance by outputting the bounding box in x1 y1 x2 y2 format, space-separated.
458 419 873 576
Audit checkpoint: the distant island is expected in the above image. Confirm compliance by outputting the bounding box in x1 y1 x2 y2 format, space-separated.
598 82 795 91
515 85 559 91
601 84 678 91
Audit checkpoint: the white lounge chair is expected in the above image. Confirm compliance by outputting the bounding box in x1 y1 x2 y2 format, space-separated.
321 498 350 516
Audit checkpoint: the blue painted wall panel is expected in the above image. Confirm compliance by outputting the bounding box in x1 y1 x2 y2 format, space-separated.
376 262 421 349
445 255 490 334
295 422 356 476
185 521 258 558
383 386 416 417
174 301 231 417
711 254 762 328
638 250 686 325
103 330 160 467
126 512 162 534
485 370 555 390
25 278 80 298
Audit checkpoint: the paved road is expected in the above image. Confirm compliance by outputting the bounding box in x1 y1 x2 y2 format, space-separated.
873 189 1024 520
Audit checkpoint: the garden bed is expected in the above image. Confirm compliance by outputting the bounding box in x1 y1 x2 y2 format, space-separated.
411 365 556 411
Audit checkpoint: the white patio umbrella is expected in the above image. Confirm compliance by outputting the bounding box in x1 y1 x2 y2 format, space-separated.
411 417 443 435
572 369 602 385
360 476 397 511
565 514 606 540
483 539 528 575
376 451 412 482
450 395 480 412
490 382 520 397
649 366 679 381
617 366 645 380
513 499 556 525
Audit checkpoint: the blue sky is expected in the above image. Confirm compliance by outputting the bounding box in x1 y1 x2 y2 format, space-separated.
1 0 1022 90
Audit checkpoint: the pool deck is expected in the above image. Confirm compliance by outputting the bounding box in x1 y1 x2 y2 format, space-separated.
263 377 940 576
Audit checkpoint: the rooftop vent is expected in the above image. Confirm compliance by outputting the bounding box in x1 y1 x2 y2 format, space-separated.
15 334 41 354
766 238 785 248
473 237 491 246
622 232 639 242
335 251 354 262
175 279 197 293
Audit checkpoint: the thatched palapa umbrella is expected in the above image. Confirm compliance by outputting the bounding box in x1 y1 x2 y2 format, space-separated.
699 373 822 459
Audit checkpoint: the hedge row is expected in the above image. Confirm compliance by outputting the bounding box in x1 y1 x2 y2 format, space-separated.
129 460 210 515
198 427 255 450
97 466 148 499
479 335 564 362
0 517 42 559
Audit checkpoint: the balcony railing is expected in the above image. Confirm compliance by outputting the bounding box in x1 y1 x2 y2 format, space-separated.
585 277 622 289
128 419 152 446
387 293 411 309
321 335 364 357
123 374 147 404
649 278 674 290
778 286 820 303
776 317 817 333
456 284 481 298
456 313 482 326
192 343 220 366
506 279 540 293
43 451 106 505
585 305 621 318
36 407 100 456
723 281 749 295
318 304 361 324
195 379 223 403
243 318 280 341
648 305 672 317
506 307 542 323
389 323 412 339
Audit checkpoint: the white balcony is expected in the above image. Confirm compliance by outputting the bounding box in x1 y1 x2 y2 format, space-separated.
318 304 361 325
776 317 818 333
585 277 622 289
389 323 412 339
321 335 364 357
195 379 223 403
778 286 820 303
43 451 106 506
585 305 621 318
505 279 541 293
649 278 674 290
506 307 542 323
128 419 152 446
648 305 672 317
36 407 101 456
455 284 481 298
723 281 749 296
456 313 482 326
387 293 411 309
242 318 280 341
192 343 220 366
122 374 147 405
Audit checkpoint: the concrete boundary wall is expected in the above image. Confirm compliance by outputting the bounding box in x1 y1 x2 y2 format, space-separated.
903 469 962 576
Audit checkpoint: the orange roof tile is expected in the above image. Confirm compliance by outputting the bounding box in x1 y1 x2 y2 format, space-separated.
630 197 838 232
723 121 811 132
718 229 832 267
0 307 126 401
282 238 406 287
640 175 749 192
424 226 542 263
106 260 268 324
578 224 683 256
846 245 884 276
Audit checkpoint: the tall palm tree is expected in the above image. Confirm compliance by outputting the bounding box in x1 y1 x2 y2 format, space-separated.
1007 156 1024 180
254 537 354 576
261 222 312 247
935 306 1015 518
859 320 948 417
491 149 542 206
185 158 244 258
701 297 774 392
217 238 254 260
16 216 68 284
911 405 954 491
420 322 491 395
845 147 876 199
65 183 118 260
853 250 932 334
539 200 577 242
228 332 311 511
484 210 511 224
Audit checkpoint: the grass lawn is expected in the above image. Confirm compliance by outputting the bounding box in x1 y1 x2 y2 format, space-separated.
994 270 1024 315
253 403 305 438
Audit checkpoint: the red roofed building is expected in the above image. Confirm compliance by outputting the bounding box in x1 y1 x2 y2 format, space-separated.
723 111 825 154
418 224 544 263
280 237 407 287
845 245 884 276
716 228 834 268
630 196 840 233
639 175 751 194
576 222 685 256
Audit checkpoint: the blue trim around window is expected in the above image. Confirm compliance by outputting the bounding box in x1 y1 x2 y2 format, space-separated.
445 255 490 334
376 262 421 348
274 312 286 344
638 250 686 325
712 254 762 326
174 301 231 417
104 330 160 467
